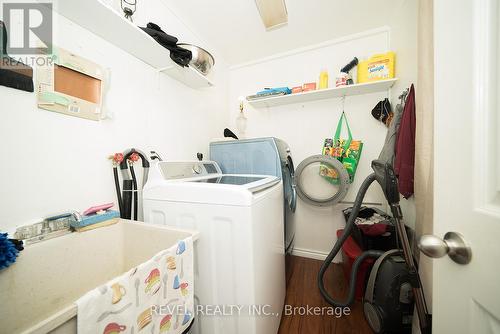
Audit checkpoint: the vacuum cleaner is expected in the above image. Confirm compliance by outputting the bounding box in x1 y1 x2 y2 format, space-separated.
316 159 431 333
113 148 150 220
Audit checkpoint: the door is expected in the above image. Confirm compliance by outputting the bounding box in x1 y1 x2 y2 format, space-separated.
430 0 500 332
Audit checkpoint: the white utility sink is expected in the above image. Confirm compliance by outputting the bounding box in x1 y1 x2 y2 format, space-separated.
0 219 198 334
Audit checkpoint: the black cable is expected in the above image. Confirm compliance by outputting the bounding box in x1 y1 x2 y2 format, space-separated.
129 164 138 221
113 167 123 216
122 180 132 219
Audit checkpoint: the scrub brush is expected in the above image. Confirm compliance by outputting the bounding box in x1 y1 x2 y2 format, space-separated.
0 233 22 270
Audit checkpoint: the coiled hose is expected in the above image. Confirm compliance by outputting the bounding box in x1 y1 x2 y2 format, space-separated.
317 173 384 307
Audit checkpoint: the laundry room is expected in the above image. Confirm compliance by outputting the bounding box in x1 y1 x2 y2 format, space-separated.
1 1 498 334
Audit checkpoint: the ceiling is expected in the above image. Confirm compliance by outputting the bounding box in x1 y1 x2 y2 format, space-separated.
162 0 408 65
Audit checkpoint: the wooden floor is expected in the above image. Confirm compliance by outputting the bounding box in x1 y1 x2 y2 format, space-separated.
278 256 374 334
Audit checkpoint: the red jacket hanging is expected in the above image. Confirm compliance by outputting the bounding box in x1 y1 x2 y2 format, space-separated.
394 84 416 198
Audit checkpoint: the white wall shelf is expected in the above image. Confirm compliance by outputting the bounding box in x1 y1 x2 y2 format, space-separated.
45 0 214 89
247 79 397 108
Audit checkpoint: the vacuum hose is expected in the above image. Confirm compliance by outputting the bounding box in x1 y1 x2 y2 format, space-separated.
318 173 383 307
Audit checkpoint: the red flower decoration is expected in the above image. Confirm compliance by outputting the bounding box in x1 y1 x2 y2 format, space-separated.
129 152 140 162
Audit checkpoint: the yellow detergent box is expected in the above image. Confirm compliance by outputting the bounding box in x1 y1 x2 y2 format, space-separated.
357 52 395 83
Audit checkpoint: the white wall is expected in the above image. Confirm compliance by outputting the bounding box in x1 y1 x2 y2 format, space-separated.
389 0 419 232
228 12 418 259
0 1 229 232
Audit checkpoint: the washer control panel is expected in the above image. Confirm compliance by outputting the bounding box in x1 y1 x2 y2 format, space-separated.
158 161 221 180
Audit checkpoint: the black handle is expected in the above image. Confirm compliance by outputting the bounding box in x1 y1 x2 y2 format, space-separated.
223 128 239 140
340 57 359 73
371 159 400 205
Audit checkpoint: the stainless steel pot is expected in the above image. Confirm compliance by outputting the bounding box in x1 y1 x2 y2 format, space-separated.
177 43 215 76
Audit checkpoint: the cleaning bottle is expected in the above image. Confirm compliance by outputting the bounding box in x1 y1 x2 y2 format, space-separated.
336 57 359 87
319 69 329 89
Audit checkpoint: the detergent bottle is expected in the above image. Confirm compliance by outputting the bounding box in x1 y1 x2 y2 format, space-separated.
319 69 329 89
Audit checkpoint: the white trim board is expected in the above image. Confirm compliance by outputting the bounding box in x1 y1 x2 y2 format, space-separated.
230 26 391 70
291 247 342 263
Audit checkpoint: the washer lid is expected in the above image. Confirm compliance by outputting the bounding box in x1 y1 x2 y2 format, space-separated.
144 161 281 205
294 155 349 207
143 173 281 206
188 175 265 185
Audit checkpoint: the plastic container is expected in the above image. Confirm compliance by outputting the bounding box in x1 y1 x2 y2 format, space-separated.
319 69 329 89
357 51 395 83
303 82 316 91
337 229 375 300
335 72 349 87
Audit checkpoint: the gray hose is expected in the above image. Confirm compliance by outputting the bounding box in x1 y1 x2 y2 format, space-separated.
318 172 380 307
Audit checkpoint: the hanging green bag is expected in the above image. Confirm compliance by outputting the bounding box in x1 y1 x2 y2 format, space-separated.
320 112 363 183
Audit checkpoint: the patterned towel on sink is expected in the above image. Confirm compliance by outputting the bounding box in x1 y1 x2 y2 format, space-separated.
77 237 194 334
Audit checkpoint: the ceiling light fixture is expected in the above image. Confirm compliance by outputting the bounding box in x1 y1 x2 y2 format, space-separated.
254 0 288 31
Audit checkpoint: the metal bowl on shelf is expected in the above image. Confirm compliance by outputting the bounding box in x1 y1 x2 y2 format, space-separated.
177 43 215 76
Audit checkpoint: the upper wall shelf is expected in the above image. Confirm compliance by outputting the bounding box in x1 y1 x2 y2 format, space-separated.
247 79 397 108
45 0 214 89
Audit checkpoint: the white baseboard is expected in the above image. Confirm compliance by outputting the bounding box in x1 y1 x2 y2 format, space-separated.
291 247 342 263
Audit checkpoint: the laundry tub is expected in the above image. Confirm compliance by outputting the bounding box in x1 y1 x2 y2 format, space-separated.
0 220 198 334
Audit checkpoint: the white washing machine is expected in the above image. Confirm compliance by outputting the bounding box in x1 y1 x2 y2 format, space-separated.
143 161 286 334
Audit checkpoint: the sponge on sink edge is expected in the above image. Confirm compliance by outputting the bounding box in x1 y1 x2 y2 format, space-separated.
70 210 120 230
74 218 120 232
0 233 19 270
